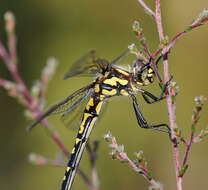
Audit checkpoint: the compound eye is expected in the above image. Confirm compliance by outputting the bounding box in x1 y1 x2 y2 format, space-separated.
133 59 145 72
147 67 154 77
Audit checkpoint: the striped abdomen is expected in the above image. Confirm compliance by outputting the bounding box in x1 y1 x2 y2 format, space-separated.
61 95 103 190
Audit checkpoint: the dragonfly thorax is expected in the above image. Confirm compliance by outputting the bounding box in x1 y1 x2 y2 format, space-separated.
94 67 131 98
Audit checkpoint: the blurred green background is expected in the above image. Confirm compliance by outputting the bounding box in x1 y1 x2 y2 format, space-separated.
0 0 208 190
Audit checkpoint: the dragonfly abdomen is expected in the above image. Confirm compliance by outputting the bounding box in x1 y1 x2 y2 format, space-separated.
61 95 104 190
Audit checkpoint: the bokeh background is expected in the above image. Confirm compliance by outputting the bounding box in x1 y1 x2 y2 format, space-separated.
0 0 208 190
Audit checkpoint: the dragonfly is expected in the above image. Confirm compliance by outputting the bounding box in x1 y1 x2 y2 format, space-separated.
28 49 170 190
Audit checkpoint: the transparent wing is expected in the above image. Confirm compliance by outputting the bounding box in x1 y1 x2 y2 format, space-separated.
64 49 130 79
51 88 92 115
64 50 109 79
27 83 94 130
109 49 130 66
60 93 91 130
61 97 108 130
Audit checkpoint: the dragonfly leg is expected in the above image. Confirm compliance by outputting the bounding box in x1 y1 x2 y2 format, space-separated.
141 90 164 104
141 78 172 104
131 95 170 134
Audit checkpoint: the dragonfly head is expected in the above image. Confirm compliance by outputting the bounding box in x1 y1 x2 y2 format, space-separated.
132 59 155 86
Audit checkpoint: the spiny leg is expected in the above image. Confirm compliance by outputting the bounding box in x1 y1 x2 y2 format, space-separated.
141 88 166 104
141 90 165 104
141 76 172 104
131 95 170 134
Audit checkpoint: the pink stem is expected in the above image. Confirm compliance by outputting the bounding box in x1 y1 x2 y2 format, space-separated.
155 1 182 189
155 0 164 40
137 0 156 19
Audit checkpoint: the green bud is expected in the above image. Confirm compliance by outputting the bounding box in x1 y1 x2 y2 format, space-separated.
179 164 189 177
132 20 143 35
161 35 169 46
4 11 15 34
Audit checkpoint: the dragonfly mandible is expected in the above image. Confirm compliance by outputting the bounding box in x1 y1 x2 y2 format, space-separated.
28 49 170 190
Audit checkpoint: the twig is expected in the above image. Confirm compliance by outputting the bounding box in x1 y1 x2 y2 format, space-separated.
182 96 207 170
154 9 208 58
132 21 151 58
5 12 17 64
39 57 58 99
136 3 208 190
28 153 94 189
0 11 68 158
154 1 182 190
128 43 149 63
155 0 164 41
137 0 156 19
0 11 91 188
104 132 164 190
86 141 101 190
29 153 66 167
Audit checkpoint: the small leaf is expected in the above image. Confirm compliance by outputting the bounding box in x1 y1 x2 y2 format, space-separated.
42 57 58 83
161 35 169 46
132 20 143 35
31 80 41 98
24 109 33 119
28 153 47 165
117 145 124 153
188 9 208 30
134 151 144 162
174 128 181 137
4 11 15 34
179 164 189 177
194 96 207 107
111 154 117 160
191 125 196 132
198 9 208 23
103 131 112 142
148 181 163 190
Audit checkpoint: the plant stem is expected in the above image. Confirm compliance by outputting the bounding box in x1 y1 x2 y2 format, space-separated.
0 12 92 187
154 1 182 189
155 0 164 41
137 0 156 19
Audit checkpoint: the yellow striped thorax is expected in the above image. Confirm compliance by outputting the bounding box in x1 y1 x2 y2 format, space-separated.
94 67 131 98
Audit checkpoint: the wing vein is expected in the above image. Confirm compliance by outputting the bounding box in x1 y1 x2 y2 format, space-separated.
27 83 94 130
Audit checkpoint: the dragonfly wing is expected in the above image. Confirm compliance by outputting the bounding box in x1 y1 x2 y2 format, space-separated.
64 49 130 79
27 83 94 130
60 92 91 130
51 88 92 115
61 89 110 130
109 49 130 67
64 50 109 79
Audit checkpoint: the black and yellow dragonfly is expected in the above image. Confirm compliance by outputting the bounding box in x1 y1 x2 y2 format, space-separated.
28 49 170 190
